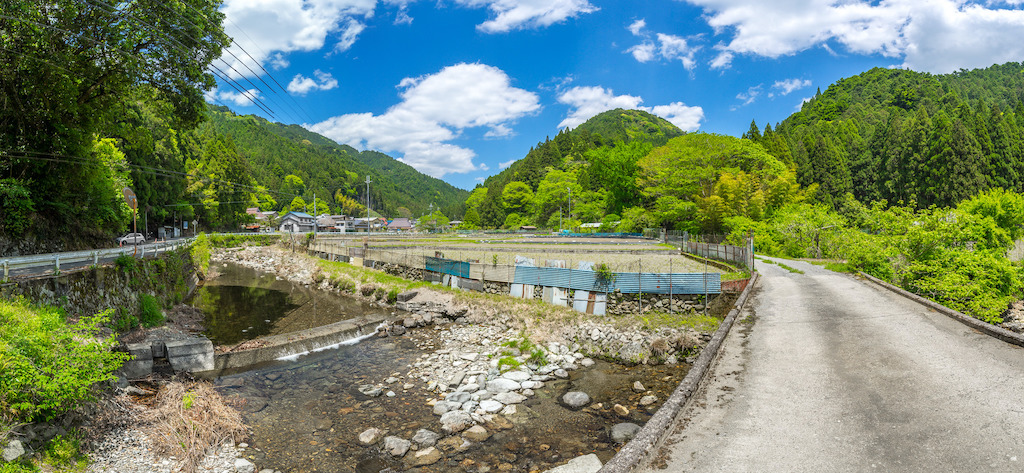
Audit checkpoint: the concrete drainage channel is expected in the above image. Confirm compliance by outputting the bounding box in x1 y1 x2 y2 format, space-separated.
596 271 760 473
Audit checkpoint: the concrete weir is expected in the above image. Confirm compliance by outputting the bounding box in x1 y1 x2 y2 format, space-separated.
204 313 391 376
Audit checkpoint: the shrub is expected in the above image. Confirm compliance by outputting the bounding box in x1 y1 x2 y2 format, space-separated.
42 432 88 471
114 254 138 273
138 294 165 328
387 288 399 304
0 300 128 422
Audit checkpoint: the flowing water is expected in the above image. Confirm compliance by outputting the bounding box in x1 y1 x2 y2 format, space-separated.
215 330 687 472
203 262 690 471
191 262 378 345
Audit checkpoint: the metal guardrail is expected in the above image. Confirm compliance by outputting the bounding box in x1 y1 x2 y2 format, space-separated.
1 238 195 280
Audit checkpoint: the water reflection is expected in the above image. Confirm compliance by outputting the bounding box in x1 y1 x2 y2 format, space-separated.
191 262 376 345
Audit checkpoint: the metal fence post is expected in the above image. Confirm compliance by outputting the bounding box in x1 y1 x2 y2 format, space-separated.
54 255 60 274
93 251 99 265
3 261 8 280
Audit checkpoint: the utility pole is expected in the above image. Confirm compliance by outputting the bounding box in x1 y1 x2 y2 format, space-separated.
365 176 372 233
566 187 572 232
313 191 317 237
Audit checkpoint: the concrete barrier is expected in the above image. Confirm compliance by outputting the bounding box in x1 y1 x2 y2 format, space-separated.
166 338 215 372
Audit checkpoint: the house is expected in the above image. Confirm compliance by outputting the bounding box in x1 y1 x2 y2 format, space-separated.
279 211 315 233
317 215 354 233
387 217 413 232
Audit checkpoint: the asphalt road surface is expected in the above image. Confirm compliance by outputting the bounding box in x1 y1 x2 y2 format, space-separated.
642 257 1024 472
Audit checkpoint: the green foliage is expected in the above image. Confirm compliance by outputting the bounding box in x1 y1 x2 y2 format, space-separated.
191 233 212 276
0 300 128 422
207 233 282 248
114 255 138 273
594 263 616 284
42 433 88 471
387 288 399 304
497 356 521 372
139 294 164 328
527 349 548 366
0 178 34 234
638 311 720 332
1 0 229 240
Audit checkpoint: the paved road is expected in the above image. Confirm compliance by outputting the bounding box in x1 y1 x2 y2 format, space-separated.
3 240 183 279
642 257 1024 472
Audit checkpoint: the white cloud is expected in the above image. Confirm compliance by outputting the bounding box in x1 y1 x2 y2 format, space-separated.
628 42 657 62
287 70 340 95
309 63 540 178
219 0 377 78
796 96 813 111
205 87 264 107
628 19 646 36
735 85 763 107
457 0 598 33
624 24 700 69
687 0 1024 73
772 78 812 96
485 124 514 138
499 159 517 169
557 86 704 131
657 33 698 70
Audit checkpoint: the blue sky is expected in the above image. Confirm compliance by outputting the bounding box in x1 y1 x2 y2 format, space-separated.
205 0 1024 190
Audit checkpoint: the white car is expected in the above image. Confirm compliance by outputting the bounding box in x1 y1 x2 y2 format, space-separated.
118 233 146 246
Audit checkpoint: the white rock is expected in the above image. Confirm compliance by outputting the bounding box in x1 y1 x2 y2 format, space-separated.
2 440 25 462
234 458 256 473
501 370 532 382
501 404 518 416
486 378 521 393
358 428 385 445
383 436 411 457
581 358 595 367
460 353 479 361
543 453 603 473
479 399 504 413
493 392 526 405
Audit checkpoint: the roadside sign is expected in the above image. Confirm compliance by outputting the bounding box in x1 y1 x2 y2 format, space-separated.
122 187 138 210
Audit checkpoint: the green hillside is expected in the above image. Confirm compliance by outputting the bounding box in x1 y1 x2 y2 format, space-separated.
750 62 1024 208
470 109 685 228
201 106 469 217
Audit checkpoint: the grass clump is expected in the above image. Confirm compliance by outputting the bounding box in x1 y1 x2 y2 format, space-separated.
143 381 246 473
138 294 165 328
114 254 138 273
497 356 521 372
638 310 720 333
41 432 88 471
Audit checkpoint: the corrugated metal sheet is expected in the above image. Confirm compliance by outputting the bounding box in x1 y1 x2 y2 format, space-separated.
511 266 720 295
425 256 470 278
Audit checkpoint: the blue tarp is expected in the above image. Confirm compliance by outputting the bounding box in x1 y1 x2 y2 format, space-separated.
425 256 470 278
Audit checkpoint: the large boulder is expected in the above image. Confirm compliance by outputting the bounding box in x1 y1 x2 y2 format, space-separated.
486 378 521 393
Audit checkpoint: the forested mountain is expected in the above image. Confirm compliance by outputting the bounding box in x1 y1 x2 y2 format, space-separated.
747 62 1024 208
202 106 468 218
468 109 685 229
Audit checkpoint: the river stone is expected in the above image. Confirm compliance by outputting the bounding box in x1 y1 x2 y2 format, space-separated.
486 378 521 393
640 395 658 406
406 446 443 467
447 391 472 404
501 370 532 382
581 358 595 367
537 364 559 375
390 324 406 336
610 423 642 443
234 458 256 473
521 380 543 389
544 453 603 473
553 369 569 378
3 440 24 462
412 429 441 447
479 399 504 413
493 392 526 405
562 391 590 409
613 404 630 416
457 383 480 392
384 436 411 457
632 381 646 393
462 425 490 442
440 410 473 433
358 384 383 397
462 400 479 412
433 401 455 416
358 428 385 446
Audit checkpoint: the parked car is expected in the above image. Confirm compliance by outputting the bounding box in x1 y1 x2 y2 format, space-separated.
117 232 146 246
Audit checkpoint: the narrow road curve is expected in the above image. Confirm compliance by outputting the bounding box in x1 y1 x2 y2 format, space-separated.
642 257 1024 472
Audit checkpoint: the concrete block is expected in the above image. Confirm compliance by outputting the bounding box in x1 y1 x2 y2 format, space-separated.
150 340 166 358
397 290 418 302
166 338 214 373
459 278 484 292
121 342 154 379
